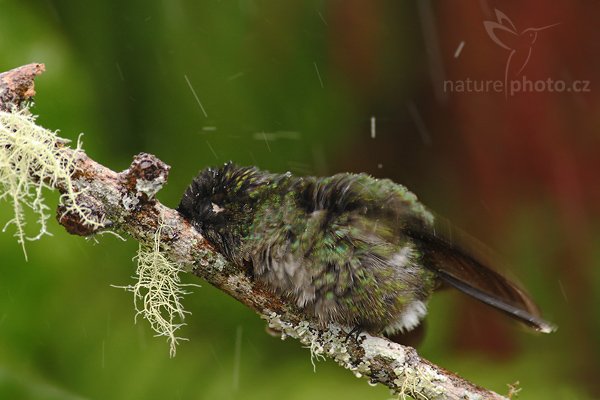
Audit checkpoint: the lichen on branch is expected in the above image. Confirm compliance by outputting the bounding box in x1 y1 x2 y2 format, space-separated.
0 109 103 259
0 107 189 355
118 217 198 357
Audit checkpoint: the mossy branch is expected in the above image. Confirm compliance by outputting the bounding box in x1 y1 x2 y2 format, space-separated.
0 63 508 400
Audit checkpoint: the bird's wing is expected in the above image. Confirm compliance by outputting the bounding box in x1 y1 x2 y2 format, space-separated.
404 219 556 333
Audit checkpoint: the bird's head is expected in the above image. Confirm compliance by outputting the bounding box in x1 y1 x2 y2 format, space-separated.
177 162 270 258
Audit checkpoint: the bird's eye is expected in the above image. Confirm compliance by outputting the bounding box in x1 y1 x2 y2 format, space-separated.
211 202 225 214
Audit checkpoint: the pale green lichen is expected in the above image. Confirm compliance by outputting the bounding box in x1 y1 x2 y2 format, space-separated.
226 274 255 295
308 341 327 371
0 109 102 259
507 381 522 399
262 311 353 372
261 311 470 400
120 220 197 357
362 334 406 362
136 176 166 198
121 193 140 211
393 362 453 400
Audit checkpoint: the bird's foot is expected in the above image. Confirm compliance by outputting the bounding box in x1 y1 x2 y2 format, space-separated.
345 325 365 344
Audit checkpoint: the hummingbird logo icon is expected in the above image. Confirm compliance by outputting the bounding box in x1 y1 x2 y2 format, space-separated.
484 9 560 94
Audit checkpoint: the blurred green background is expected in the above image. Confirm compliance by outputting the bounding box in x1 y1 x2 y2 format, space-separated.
1 0 599 399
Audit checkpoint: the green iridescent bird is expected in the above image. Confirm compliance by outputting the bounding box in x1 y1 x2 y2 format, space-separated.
178 163 556 337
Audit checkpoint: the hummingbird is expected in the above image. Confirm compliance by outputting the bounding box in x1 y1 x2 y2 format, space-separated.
177 163 556 338
484 9 560 85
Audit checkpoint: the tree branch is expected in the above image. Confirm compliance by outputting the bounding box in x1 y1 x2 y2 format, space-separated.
0 63 507 400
